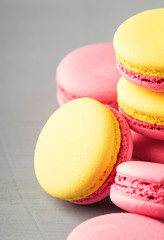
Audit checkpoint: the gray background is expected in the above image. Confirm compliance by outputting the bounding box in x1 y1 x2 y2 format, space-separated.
0 1 164 239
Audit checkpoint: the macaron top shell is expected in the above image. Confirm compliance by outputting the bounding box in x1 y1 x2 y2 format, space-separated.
117 77 164 125
56 43 121 104
67 213 164 240
34 98 121 201
114 8 164 76
116 161 164 184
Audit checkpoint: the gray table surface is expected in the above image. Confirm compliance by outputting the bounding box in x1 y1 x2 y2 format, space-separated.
1 1 164 239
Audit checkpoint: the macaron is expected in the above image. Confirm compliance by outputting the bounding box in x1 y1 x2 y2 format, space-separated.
113 9 164 91
56 43 121 109
132 130 164 164
117 76 164 140
34 98 132 204
110 161 164 219
67 213 164 240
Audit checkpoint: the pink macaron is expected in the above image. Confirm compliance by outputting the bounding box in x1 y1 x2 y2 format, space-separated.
67 213 164 240
132 130 164 164
110 161 164 219
56 43 121 109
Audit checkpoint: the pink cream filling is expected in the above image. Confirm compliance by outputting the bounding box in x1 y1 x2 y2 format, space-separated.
72 106 132 204
111 174 164 205
117 60 164 84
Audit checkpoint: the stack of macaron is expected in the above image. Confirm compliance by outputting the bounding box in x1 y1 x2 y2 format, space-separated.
113 8 164 140
34 8 164 240
110 8 164 220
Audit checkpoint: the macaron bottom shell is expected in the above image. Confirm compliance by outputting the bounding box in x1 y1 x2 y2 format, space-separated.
110 192 164 220
56 86 118 109
119 107 164 140
117 60 164 92
71 106 133 204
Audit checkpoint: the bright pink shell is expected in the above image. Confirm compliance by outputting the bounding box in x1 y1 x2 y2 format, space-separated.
117 60 164 92
71 106 133 204
67 213 164 240
119 107 164 140
56 43 121 109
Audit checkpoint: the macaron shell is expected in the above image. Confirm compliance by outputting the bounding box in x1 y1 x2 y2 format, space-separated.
116 161 164 184
56 43 121 106
57 87 118 109
132 130 164 164
56 88 67 106
117 60 164 91
110 192 164 219
72 106 133 204
67 213 164 240
34 98 121 201
114 9 164 75
119 107 164 140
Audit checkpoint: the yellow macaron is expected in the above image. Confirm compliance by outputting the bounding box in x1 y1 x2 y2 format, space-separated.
34 98 132 204
114 8 164 91
117 77 164 140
